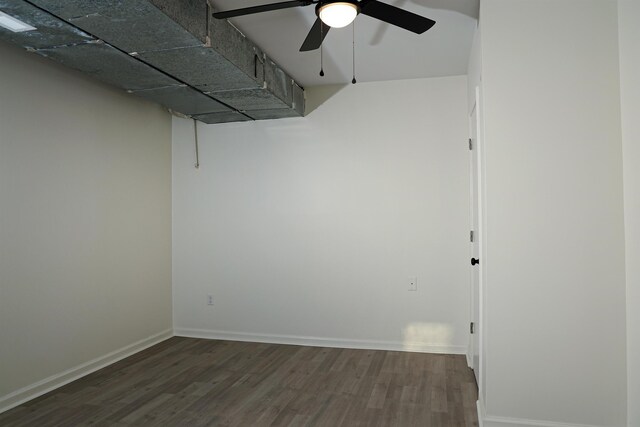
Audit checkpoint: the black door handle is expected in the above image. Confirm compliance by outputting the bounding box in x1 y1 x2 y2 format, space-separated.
471 258 480 266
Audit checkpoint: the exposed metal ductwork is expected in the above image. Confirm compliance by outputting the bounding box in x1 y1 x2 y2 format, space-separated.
0 0 305 124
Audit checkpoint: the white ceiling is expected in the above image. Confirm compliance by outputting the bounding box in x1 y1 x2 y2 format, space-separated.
210 0 478 87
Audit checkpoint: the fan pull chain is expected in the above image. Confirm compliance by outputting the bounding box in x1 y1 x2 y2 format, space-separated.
352 21 356 84
319 23 325 77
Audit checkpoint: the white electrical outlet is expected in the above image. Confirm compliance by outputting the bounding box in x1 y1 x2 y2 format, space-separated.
207 294 214 305
408 276 418 291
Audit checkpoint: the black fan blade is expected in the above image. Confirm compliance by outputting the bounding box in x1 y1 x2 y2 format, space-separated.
213 0 312 19
300 18 331 51
360 0 435 34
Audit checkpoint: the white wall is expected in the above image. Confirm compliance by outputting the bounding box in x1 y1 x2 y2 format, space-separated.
0 43 173 410
172 76 470 353
479 1 627 426
618 0 640 425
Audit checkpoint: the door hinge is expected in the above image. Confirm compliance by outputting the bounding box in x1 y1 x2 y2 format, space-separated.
470 322 475 334
469 138 473 150
470 230 474 242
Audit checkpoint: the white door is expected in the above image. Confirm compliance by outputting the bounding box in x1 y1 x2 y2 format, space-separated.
469 97 481 385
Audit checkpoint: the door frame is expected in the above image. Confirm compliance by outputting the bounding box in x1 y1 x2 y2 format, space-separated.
468 85 485 396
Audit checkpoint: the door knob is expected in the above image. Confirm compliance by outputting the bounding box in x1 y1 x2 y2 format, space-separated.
471 258 480 266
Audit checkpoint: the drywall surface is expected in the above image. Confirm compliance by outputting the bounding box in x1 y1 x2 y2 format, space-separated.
618 0 640 425
172 76 470 353
0 43 172 403
480 0 626 425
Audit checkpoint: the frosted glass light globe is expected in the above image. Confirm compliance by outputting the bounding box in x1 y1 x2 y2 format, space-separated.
319 2 358 28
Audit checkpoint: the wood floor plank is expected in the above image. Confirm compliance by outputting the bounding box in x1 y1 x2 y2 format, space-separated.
0 337 478 426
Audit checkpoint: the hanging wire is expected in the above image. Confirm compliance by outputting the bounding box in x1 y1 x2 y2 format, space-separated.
352 20 356 84
193 119 200 169
319 23 325 77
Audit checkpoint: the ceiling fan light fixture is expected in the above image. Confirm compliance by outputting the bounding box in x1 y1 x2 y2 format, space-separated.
318 1 358 28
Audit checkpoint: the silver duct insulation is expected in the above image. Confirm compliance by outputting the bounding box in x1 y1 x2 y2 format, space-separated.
0 0 305 123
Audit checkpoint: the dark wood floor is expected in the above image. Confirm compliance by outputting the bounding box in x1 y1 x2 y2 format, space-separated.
0 337 478 426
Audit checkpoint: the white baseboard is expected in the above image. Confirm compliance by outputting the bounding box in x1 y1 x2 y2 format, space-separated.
0 328 173 414
482 417 605 427
477 399 604 427
174 328 467 354
478 399 485 427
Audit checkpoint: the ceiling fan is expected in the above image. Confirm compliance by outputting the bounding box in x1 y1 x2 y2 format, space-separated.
212 0 436 52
